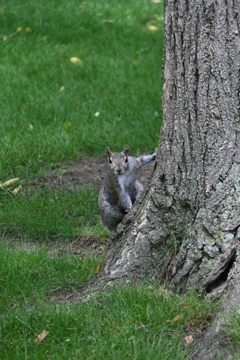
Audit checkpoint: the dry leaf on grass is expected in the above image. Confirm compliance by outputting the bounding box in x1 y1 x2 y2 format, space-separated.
34 330 49 343
70 57 82 65
167 315 183 323
185 335 194 344
0 178 19 188
96 264 101 272
11 186 22 195
62 122 72 129
80 2 87 8
0 178 21 195
148 25 158 31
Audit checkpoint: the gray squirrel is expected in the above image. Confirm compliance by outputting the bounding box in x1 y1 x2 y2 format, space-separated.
98 145 156 233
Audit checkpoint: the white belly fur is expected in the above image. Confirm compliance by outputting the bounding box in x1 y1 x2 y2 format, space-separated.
117 172 135 191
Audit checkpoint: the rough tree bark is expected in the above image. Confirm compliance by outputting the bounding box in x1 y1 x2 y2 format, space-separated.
101 0 240 298
92 0 240 357
93 0 240 357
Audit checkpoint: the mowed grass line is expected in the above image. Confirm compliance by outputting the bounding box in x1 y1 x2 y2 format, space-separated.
0 242 218 360
1 0 163 179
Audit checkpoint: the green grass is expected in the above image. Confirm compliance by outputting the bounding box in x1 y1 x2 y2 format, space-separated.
1 0 163 179
0 185 105 241
0 1 225 358
0 242 218 360
0 0 163 241
0 243 102 311
222 310 240 359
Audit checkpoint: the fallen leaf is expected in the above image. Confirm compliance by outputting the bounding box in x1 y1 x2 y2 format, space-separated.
62 122 72 129
11 186 22 195
25 27 32 33
185 335 194 344
60 86 65 91
167 315 183 323
0 178 20 188
70 57 82 65
152 0 161 3
148 25 158 31
16 27 22 32
96 264 101 272
34 330 49 343
2 36 8 41
28 123 34 130
80 2 87 8
94 112 100 117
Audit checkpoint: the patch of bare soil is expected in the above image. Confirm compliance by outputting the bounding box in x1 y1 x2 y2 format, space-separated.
28 156 156 191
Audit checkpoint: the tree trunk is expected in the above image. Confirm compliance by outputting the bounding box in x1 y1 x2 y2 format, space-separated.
102 0 240 297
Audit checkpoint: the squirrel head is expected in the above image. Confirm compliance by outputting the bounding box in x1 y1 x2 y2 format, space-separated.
105 145 129 176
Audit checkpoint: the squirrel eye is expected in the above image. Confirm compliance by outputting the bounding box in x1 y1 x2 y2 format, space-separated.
125 157 128 163
109 158 112 164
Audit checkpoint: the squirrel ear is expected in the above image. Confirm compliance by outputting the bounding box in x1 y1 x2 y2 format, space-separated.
123 145 129 156
105 147 112 157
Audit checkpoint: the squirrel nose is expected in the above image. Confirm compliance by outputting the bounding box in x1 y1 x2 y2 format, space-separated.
117 169 122 174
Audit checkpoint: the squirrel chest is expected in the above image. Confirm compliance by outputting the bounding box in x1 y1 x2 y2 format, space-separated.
107 171 136 204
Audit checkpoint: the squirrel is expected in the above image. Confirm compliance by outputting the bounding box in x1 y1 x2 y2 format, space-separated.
98 145 156 234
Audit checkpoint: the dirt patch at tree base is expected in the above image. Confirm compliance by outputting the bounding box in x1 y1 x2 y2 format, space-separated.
28 156 156 191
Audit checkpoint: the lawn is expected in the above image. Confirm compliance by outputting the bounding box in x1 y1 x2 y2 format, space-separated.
0 241 218 360
1 0 163 241
0 0 224 359
1 0 163 179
